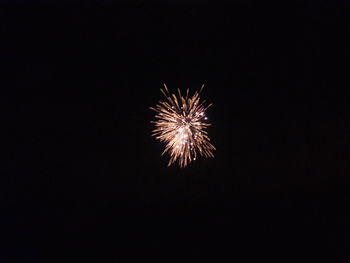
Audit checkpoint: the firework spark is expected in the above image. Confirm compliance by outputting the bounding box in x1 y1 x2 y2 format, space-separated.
150 84 216 168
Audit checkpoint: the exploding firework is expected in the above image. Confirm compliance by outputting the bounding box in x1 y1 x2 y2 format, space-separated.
150 84 216 168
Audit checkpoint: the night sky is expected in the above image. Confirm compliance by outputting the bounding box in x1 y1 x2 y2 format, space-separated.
3 1 350 262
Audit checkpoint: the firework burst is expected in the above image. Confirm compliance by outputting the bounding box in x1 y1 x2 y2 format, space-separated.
150 84 216 168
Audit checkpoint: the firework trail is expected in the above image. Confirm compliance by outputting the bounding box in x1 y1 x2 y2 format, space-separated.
150 84 216 168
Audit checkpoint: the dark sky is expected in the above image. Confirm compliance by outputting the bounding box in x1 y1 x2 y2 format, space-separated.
2 1 350 262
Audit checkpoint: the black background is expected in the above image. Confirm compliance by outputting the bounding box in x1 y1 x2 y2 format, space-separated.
2 0 350 262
